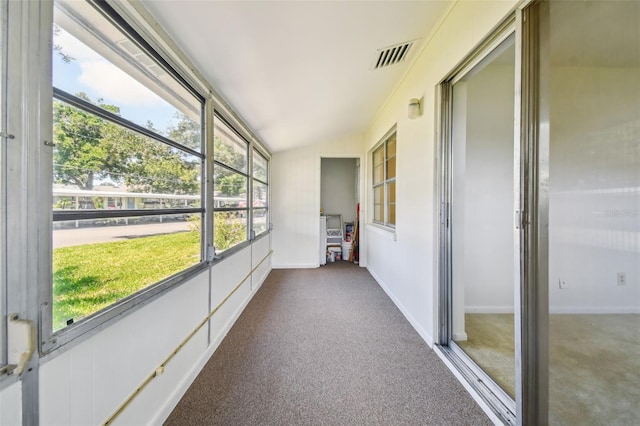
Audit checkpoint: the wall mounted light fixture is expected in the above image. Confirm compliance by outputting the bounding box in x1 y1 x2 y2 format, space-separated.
408 97 422 119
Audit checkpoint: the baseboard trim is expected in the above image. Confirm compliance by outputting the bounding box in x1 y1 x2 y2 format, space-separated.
465 306 640 314
151 265 271 425
549 306 640 314
273 263 319 269
453 332 468 341
465 306 514 314
367 267 434 347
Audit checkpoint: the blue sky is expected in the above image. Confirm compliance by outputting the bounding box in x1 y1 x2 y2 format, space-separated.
53 27 178 134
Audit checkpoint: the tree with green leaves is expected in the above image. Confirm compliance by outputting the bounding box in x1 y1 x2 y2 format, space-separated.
212 133 247 198
53 95 199 195
167 111 201 152
168 111 248 197
53 94 122 190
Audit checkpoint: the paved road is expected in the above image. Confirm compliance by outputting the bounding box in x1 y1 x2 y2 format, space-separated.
53 221 192 248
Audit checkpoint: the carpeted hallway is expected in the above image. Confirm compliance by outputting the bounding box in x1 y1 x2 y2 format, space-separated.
165 262 491 425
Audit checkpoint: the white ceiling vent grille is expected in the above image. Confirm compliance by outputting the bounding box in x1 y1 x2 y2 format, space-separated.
371 40 417 70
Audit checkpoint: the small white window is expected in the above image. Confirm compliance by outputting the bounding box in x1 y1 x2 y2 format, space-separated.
372 129 396 227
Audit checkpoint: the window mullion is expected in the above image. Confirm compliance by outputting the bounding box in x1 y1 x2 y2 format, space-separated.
248 146 254 240
204 98 214 261
382 140 389 226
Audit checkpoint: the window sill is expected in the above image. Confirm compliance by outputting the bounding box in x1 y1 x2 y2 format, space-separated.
367 222 397 241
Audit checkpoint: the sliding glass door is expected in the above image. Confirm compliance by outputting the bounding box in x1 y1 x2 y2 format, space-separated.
439 24 518 424
439 1 639 424
539 1 640 424
450 32 517 396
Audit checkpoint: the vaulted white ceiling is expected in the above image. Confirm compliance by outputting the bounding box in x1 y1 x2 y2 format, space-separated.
140 1 452 152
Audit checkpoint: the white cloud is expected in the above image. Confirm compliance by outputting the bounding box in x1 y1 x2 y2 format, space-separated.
56 26 164 107
78 60 163 107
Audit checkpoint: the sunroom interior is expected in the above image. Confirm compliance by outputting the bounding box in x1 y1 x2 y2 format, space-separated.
0 0 638 425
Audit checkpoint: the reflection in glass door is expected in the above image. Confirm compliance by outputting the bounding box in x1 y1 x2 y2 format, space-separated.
441 30 517 416
539 1 640 424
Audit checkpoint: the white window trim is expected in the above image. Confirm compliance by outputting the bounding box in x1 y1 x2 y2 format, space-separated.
371 125 397 229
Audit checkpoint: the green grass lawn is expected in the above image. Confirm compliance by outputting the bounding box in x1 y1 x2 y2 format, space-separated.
53 231 200 331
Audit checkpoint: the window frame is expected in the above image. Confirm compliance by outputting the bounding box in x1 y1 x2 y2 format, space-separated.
212 112 251 254
251 148 269 238
436 15 519 425
0 0 6 371
372 126 397 228
41 0 208 355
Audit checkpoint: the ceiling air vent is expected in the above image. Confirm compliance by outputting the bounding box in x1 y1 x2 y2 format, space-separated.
371 39 417 70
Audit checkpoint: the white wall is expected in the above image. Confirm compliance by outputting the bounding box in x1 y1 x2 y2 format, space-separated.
548 66 640 313
38 237 271 425
448 61 515 339
363 1 518 345
321 158 358 224
271 135 364 268
0 381 21 425
456 62 515 316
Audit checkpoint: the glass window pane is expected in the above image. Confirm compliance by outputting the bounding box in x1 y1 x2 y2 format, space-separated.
53 3 201 152
214 165 248 204
386 156 396 179
52 213 201 330
388 181 396 203
214 117 248 172
253 150 268 182
544 2 640 424
374 185 384 205
214 211 247 252
53 100 201 204
389 203 396 225
387 135 396 157
252 209 268 236
373 164 384 185
253 181 267 207
374 204 383 223
373 145 384 167
449 35 516 398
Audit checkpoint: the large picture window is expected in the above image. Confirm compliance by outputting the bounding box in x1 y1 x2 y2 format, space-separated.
49 0 205 335
372 129 396 227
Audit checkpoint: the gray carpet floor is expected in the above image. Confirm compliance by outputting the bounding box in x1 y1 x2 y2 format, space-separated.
165 262 491 425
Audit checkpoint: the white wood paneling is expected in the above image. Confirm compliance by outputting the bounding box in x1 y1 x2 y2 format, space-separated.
40 271 209 424
119 329 208 426
252 236 272 289
0 381 22 426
